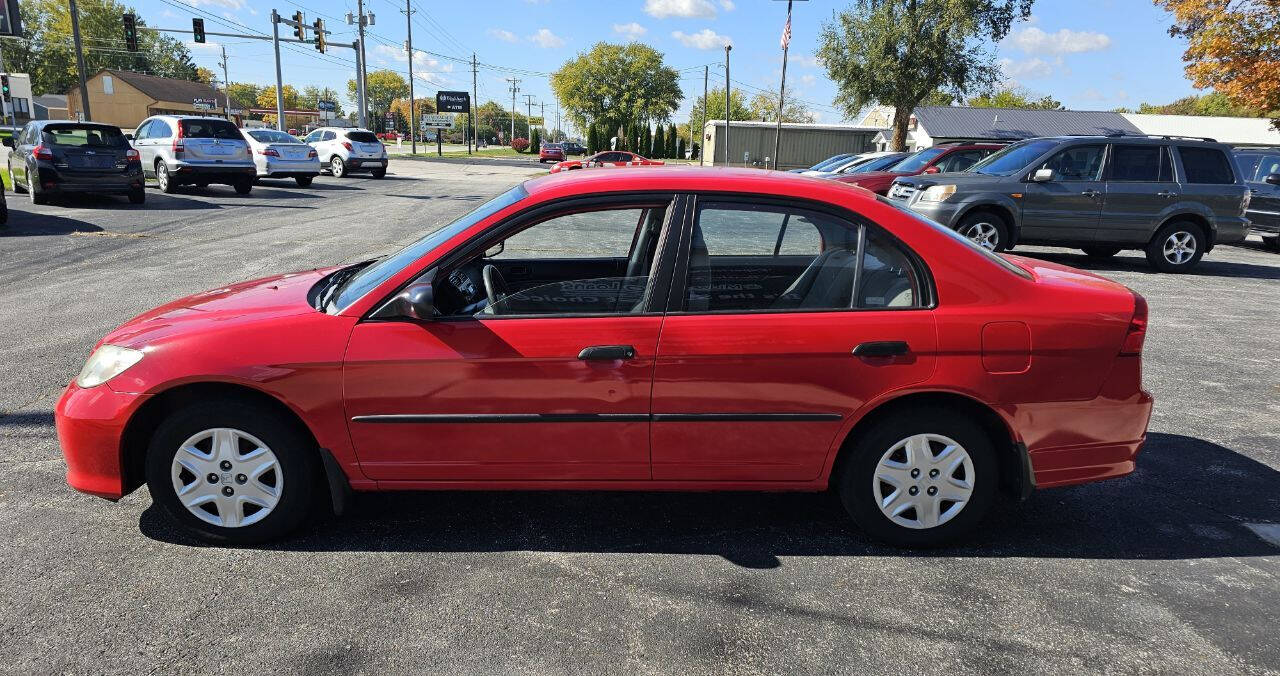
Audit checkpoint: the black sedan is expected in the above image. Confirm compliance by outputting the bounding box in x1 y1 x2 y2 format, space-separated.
4 120 145 205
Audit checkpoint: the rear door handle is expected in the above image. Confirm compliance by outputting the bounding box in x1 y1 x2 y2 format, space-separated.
1080 189 1100 198
1156 190 1178 198
578 345 636 361
852 341 910 357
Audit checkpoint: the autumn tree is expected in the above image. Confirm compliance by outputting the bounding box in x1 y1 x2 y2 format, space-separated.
551 42 682 137
1136 92 1268 118
347 70 410 127
819 0 1033 150
1155 0 1280 127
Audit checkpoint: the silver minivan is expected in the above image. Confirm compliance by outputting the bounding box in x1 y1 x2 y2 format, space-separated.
131 115 256 194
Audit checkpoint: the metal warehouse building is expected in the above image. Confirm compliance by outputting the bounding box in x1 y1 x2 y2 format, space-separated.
701 120 883 170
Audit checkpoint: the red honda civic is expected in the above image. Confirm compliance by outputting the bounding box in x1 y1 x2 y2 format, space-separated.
55 168 1153 547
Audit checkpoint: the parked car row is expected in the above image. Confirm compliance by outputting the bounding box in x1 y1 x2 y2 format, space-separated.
0 117 391 218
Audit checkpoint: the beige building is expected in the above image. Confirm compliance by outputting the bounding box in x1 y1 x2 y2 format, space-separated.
67 69 246 131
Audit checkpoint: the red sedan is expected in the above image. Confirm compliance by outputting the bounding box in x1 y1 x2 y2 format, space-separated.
56 168 1152 547
834 142 1005 195
538 143 564 163
549 150 663 173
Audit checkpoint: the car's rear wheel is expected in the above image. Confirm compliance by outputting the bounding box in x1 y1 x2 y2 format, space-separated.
233 178 253 195
837 407 997 547
0 196 7 225
29 168 49 205
295 175 314 187
330 156 347 177
956 212 1010 252
1262 235 1280 252
155 161 177 194
128 186 145 204
370 167 386 179
10 168 26 194
1145 221 1205 273
145 401 319 545
1081 245 1122 259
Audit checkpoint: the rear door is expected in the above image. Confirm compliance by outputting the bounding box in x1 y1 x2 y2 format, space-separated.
1238 153 1280 233
1021 143 1107 243
180 119 249 165
650 197 937 481
345 131 384 159
1100 144 1178 244
12 123 32 187
44 125 130 177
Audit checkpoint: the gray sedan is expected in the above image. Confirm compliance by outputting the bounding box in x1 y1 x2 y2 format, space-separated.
242 129 321 187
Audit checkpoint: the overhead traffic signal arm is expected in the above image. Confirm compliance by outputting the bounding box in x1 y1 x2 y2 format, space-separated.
292 11 305 40
313 18 326 53
192 18 205 43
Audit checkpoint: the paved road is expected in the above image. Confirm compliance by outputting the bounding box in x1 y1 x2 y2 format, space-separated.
0 162 1277 674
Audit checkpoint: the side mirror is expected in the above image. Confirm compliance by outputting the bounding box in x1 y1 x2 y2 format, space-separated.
1265 173 1280 186
370 283 435 321
1 137 13 148
923 165 940 174
1032 168 1055 182
124 133 134 141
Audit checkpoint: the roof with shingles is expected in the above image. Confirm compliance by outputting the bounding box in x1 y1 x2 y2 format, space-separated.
89 70 251 109
915 106 1142 141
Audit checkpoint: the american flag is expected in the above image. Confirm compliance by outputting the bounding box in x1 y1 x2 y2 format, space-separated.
781 14 791 50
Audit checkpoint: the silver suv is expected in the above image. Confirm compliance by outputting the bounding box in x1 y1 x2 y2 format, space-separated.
888 135 1251 272
131 115 256 194
303 127 387 178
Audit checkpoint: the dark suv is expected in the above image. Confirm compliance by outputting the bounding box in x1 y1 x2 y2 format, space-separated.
1234 148 1280 251
888 135 1251 272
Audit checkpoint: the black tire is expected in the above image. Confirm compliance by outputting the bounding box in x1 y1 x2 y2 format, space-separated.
11 168 26 194
294 175 314 187
144 400 319 545
330 156 347 178
370 167 386 179
836 407 998 548
955 211 1011 252
156 161 178 194
233 178 253 195
127 186 145 204
1081 245 1122 259
1262 236 1280 252
1145 220 1206 273
196 181 210 188
30 170 49 205
0 196 7 225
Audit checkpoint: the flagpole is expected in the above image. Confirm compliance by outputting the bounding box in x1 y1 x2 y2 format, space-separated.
772 0 794 171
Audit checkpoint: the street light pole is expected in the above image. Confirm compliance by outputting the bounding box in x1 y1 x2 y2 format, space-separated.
699 65 708 166
271 10 284 130
403 0 416 154
69 0 91 120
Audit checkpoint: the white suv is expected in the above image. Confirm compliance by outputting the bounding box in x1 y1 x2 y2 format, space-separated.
303 127 387 178
132 115 256 194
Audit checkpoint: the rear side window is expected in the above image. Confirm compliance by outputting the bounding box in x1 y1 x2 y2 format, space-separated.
1178 146 1235 184
1109 145 1173 182
43 125 128 148
181 119 242 139
346 131 378 143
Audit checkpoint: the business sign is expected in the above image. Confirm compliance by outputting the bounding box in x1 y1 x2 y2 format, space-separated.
0 0 23 37
420 113 454 129
192 97 217 111
436 91 470 114
317 100 336 112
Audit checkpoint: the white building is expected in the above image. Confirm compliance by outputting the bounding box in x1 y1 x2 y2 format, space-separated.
1121 113 1280 147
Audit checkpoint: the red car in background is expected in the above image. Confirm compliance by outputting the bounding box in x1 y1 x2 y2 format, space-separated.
835 142 1005 195
549 150 664 173
55 168 1151 547
538 143 565 163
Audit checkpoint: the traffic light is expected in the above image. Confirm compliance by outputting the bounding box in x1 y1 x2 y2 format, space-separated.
292 11 304 40
192 18 205 43
312 18 325 53
0 76 10 102
122 13 138 52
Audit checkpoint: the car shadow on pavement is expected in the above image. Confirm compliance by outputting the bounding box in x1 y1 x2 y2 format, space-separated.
137 432 1280 564
1016 250 1280 281
1 212 104 235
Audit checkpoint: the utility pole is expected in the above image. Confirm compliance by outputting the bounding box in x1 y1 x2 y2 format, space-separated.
555 105 560 142
403 0 416 154
271 10 284 130
219 44 232 122
772 0 798 170
352 0 370 128
505 77 520 146
69 0 91 120
470 53 478 153
523 93 535 140
699 65 708 166
723 44 731 166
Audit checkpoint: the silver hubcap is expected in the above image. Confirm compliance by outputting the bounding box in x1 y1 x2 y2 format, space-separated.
964 222 999 250
1162 231 1196 265
170 428 283 528
872 433 975 530
331 158 342 173
157 164 168 190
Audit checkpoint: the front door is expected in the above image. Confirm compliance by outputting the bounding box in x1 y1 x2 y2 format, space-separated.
1100 144 1179 244
1241 152 1280 234
1020 144 1107 243
650 198 937 481
343 197 677 481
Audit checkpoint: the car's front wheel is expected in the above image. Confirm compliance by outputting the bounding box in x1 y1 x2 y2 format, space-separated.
1145 221 1205 272
837 407 997 547
956 212 1010 252
145 401 319 545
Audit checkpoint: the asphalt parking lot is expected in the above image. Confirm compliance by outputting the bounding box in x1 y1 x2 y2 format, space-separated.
1 160 1277 674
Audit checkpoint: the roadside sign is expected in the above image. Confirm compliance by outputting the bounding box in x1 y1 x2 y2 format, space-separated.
193 97 217 111
420 113 453 129
317 100 336 112
436 91 469 113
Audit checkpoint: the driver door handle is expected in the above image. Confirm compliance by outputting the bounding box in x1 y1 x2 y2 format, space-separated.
852 341 910 358
1080 189 1100 198
578 345 636 361
1156 190 1178 198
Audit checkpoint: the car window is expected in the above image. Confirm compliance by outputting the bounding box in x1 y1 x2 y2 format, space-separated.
493 208 649 260
249 130 299 144
321 131 336 141
152 120 173 139
304 130 322 143
969 139 1058 176
43 125 128 148
1042 145 1105 181
1178 146 1235 184
346 131 378 143
890 147 946 173
682 202 922 313
132 121 151 140
1255 155 1280 180
934 150 986 173
180 119 242 139
1109 145 1170 182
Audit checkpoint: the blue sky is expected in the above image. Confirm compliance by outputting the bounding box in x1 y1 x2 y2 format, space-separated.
139 0 1202 128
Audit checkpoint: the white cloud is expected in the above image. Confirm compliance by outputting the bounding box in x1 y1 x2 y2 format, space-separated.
1008 26 1111 55
529 28 564 48
719 0 735 10
672 28 732 50
487 28 518 43
999 56 1055 79
374 44 455 75
646 0 716 19
186 41 222 52
799 74 816 87
790 53 821 68
612 22 647 39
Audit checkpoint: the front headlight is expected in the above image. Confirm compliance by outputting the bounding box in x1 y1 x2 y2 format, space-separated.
76 345 144 388
919 184 957 203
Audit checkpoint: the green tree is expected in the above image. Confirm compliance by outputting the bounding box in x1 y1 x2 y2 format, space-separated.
747 88 816 123
1136 92 1268 118
922 89 960 106
551 42 682 139
666 123 678 159
8 0 198 97
226 82 262 110
818 0 1033 150
676 134 686 160
302 85 345 117
530 126 541 153
652 124 665 159
966 87 1063 110
688 88 752 132
348 70 410 125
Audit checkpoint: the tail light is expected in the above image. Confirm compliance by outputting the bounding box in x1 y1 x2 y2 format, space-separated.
172 122 185 154
1119 291 1148 356
258 148 280 157
125 148 140 162
341 141 353 151
307 149 317 158
32 144 54 161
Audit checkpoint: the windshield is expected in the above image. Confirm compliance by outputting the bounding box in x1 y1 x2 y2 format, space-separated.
181 119 242 139
43 125 128 148
332 184 530 310
346 131 379 143
969 139 1059 176
843 153 905 174
811 154 853 171
248 130 300 144
889 147 946 173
